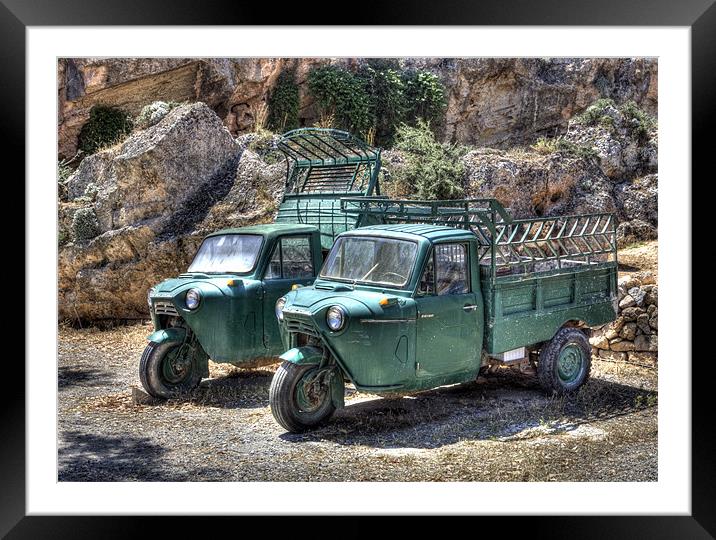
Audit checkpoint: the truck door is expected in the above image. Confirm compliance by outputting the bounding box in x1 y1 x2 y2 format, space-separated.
262 235 316 354
414 242 480 379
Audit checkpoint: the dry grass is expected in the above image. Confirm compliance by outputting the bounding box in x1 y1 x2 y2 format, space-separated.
250 102 269 133
313 111 336 129
58 319 657 482
618 240 658 276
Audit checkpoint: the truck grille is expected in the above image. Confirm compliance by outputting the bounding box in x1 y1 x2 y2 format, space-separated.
153 300 179 317
284 313 321 338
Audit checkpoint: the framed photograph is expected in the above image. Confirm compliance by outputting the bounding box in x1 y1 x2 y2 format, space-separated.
11 0 710 536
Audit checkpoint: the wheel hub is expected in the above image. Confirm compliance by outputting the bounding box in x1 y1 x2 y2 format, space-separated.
163 344 192 384
557 344 583 383
296 371 329 413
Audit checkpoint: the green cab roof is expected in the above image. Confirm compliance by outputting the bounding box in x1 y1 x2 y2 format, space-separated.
206 223 318 240
342 223 476 243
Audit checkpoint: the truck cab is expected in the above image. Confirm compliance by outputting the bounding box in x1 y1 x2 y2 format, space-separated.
140 129 382 398
269 198 619 433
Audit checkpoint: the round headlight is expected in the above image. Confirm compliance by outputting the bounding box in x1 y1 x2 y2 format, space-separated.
147 287 156 307
326 306 346 331
185 288 201 310
275 297 286 321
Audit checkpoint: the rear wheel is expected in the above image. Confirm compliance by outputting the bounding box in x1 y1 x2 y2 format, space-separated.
269 361 336 433
537 327 591 395
139 340 203 398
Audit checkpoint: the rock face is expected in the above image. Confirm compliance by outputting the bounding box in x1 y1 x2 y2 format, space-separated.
67 102 239 232
381 103 657 246
462 149 616 219
58 103 284 322
589 272 658 366
57 62 658 326
58 57 657 159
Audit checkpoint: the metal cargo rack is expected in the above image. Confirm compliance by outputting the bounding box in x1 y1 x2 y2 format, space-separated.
340 197 617 280
275 129 383 250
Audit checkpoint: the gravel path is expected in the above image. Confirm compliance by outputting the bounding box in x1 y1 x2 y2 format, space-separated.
58 323 657 482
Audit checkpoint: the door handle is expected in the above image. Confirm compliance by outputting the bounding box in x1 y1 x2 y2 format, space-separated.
463 304 478 312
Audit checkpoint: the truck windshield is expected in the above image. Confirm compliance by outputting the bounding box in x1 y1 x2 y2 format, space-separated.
187 234 263 274
320 236 418 287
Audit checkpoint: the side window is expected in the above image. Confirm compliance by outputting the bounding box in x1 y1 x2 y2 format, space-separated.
435 243 469 295
281 236 314 278
417 251 435 295
265 242 282 279
265 236 314 280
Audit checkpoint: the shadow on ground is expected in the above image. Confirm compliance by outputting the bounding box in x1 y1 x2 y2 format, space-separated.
58 366 114 390
280 371 657 450
162 369 275 410
618 262 642 272
58 431 225 481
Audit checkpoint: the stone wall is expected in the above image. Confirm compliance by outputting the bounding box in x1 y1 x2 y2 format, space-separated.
590 271 658 366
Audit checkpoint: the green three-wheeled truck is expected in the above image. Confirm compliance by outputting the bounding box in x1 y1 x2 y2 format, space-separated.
270 198 618 432
140 128 382 398
140 128 618 436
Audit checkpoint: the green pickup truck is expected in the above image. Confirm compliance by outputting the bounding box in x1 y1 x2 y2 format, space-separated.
270 198 619 432
140 129 382 398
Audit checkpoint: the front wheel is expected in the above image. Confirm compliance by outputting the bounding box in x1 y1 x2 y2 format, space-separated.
537 327 591 395
139 340 203 398
269 361 336 433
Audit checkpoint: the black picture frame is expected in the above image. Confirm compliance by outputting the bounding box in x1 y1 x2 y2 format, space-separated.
8 0 710 537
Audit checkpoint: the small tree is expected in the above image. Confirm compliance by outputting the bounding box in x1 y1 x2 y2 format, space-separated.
307 65 372 134
404 70 447 126
357 63 407 146
393 120 465 200
78 106 133 155
268 70 300 132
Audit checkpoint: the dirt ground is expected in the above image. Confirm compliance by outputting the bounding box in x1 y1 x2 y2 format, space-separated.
57 241 658 482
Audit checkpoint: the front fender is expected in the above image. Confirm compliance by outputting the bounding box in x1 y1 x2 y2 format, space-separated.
279 346 344 409
146 328 209 378
279 346 324 366
147 327 187 345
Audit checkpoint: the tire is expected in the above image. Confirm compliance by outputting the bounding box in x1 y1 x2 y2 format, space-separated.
139 341 203 399
269 361 336 433
537 327 592 395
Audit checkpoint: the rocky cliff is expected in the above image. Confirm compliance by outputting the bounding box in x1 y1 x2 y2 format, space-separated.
59 102 657 323
58 58 657 324
58 58 657 159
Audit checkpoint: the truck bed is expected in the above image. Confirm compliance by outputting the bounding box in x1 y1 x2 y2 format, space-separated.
480 262 617 354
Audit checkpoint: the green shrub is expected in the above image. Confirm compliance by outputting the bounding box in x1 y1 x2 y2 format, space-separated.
307 65 372 134
356 63 407 146
531 137 560 155
58 159 73 201
72 207 101 241
575 98 656 141
267 70 300 132
575 98 616 126
57 160 73 182
58 228 69 247
557 139 598 160
78 106 133 155
135 101 182 130
247 129 283 164
532 136 598 160
306 63 448 146
619 100 656 140
403 70 447 126
393 120 465 200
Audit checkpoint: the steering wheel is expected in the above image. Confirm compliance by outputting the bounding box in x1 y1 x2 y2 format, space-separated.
382 271 407 282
